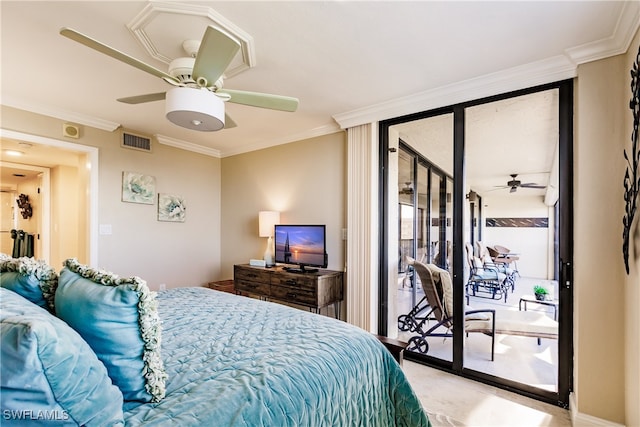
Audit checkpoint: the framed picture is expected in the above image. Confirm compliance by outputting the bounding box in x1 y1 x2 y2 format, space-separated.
122 172 155 204
158 193 186 222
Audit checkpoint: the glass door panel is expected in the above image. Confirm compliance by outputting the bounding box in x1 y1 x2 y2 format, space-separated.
416 163 428 264
463 89 560 392
398 148 416 305
391 113 454 364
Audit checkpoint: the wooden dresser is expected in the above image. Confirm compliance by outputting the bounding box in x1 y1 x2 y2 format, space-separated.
233 264 344 318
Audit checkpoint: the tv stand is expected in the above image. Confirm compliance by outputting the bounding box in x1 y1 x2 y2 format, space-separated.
283 265 318 274
234 264 343 318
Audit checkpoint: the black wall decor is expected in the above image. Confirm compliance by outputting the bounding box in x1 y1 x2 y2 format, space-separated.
16 194 32 219
623 44 640 275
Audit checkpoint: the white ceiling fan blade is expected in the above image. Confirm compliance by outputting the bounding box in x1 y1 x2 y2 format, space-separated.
219 89 299 112
224 114 237 129
60 27 179 84
192 26 241 87
117 92 167 104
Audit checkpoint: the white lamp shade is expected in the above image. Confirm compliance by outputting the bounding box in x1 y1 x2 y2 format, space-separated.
259 211 280 237
165 87 225 131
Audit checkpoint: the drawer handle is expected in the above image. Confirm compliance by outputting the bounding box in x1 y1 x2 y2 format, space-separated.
285 279 298 286
247 273 258 278
286 293 298 299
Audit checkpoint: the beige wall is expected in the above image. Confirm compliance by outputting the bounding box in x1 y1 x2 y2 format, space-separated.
574 31 639 424
220 131 347 279
482 195 552 279
1 105 222 289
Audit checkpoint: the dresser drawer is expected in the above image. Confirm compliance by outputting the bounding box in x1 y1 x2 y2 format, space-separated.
234 279 270 296
272 275 316 291
234 266 272 283
270 285 316 306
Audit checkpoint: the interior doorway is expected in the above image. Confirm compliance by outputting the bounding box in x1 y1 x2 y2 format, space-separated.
0 162 50 260
379 80 573 406
0 129 99 266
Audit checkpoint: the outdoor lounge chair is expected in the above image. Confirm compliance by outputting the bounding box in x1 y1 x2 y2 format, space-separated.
476 241 518 291
487 244 520 277
405 259 497 360
465 243 512 302
404 259 558 361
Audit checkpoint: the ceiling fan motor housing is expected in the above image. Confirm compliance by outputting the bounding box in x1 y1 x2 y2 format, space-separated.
168 57 196 81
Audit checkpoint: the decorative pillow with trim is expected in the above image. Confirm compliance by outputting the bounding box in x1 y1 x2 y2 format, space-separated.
1 287 124 426
0 254 58 312
55 258 166 403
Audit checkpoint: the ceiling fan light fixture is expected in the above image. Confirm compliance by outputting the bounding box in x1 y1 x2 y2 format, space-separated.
165 87 225 131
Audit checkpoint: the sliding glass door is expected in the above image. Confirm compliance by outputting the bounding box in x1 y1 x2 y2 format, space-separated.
379 81 573 406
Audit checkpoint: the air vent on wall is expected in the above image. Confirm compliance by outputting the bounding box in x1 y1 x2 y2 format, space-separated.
120 129 152 152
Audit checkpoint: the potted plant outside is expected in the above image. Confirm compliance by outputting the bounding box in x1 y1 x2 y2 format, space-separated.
533 285 549 301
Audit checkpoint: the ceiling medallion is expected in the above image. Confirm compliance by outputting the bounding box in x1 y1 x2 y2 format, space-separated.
127 2 255 79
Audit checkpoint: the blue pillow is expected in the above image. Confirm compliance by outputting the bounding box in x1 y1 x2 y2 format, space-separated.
55 259 166 403
0 288 124 426
0 255 57 312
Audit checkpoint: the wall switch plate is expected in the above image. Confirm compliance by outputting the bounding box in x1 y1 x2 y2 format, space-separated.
99 224 112 235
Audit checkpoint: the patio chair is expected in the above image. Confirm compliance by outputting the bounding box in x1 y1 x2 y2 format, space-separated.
404 259 558 361
465 243 511 302
405 259 497 360
476 241 517 291
487 244 520 277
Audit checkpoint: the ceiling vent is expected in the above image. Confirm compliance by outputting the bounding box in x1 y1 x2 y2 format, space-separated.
120 129 152 153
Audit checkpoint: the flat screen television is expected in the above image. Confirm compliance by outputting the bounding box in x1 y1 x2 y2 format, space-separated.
274 224 327 273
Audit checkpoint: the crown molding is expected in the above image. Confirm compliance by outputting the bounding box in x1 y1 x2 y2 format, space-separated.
219 122 343 158
333 55 576 129
565 1 640 64
155 134 222 157
334 2 639 130
566 1 640 65
1 95 120 132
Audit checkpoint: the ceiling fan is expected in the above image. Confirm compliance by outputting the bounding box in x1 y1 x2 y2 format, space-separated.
498 174 546 193
399 182 414 195
59 26 299 131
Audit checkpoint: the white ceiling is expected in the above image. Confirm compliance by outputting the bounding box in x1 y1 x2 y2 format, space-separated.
393 89 559 198
0 1 638 193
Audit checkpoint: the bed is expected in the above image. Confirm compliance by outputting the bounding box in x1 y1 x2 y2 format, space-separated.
0 256 430 426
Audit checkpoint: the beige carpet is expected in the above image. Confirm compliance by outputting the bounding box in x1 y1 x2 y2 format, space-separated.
426 411 466 427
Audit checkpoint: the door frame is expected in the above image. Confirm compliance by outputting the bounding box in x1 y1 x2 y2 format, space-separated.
0 128 99 266
378 79 574 406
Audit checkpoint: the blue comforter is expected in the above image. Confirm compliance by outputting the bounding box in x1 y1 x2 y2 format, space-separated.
124 288 429 426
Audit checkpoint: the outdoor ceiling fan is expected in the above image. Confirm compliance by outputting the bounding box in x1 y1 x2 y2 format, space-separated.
59 26 299 131
399 182 414 195
497 174 546 193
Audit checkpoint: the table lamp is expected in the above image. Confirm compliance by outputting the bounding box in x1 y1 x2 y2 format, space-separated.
259 211 280 267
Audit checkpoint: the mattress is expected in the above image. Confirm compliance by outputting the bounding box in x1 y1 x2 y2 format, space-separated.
123 287 429 427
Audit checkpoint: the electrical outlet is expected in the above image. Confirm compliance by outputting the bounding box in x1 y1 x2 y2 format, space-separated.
159 283 166 291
